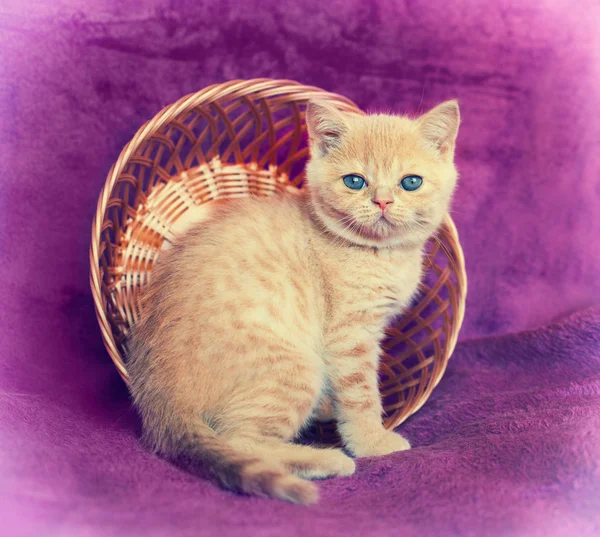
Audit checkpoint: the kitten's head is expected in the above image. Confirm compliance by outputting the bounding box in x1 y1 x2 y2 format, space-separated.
305 100 460 249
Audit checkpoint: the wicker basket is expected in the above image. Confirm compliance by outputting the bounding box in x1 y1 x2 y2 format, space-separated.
89 78 467 442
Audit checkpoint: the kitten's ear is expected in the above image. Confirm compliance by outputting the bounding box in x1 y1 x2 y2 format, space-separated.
418 100 460 160
305 100 349 156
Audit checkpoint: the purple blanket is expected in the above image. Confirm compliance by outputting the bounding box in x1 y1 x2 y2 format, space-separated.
2 309 599 536
1 1 599 536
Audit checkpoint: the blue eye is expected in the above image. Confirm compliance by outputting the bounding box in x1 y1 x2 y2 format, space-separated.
400 175 423 191
343 174 367 190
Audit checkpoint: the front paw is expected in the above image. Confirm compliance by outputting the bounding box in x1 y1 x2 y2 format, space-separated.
348 430 411 458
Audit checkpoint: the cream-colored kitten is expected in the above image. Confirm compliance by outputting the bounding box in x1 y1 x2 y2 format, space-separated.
127 99 460 504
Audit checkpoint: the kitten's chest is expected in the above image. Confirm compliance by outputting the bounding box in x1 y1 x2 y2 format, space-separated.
325 248 423 324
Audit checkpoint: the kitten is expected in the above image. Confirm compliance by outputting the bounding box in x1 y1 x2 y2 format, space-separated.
127 99 460 504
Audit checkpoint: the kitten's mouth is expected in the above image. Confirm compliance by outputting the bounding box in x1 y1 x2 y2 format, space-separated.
355 214 398 239
377 212 394 224
372 212 398 229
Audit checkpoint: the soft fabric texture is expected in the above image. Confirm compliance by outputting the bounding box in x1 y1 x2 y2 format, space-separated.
3 309 600 536
1 0 599 535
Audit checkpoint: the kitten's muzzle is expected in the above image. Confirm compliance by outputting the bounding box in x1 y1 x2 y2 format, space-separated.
372 187 394 212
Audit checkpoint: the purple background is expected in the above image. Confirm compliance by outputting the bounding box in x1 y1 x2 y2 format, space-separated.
1 1 599 536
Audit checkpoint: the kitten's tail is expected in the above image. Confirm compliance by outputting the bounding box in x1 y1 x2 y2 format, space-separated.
172 425 318 505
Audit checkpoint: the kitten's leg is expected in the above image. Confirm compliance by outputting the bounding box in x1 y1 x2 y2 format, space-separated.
212 345 354 479
326 336 410 458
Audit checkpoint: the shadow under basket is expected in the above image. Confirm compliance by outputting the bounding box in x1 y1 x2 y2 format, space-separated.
89 78 467 443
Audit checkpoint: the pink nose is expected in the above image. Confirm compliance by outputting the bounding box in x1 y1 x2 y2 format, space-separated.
373 198 393 211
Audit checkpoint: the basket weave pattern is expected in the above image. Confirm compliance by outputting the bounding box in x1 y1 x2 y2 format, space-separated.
90 79 466 441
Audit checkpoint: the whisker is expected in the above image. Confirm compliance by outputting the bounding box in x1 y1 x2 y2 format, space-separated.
431 234 459 275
